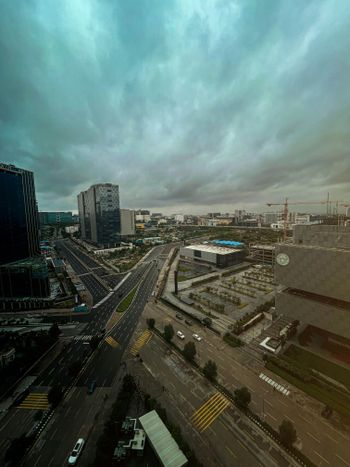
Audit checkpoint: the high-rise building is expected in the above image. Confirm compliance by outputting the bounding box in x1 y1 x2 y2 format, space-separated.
78 184 121 247
0 162 40 265
275 224 350 341
0 163 49 307
120 209 135 236
39 211 73 225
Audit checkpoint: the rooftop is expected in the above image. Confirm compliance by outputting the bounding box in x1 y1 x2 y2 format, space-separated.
184 244 241 255
139 410 187 467
212 240 244 247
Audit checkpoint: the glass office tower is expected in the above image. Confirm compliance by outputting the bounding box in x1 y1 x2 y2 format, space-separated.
0 163 40 265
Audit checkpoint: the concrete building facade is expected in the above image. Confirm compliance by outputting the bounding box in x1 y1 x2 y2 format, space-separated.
120 209 135 236
275 224 350 340
180 244 245 268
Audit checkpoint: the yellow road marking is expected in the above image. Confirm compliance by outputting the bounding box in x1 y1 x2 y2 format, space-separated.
130 330 152 356
17 392 49 410
191 393 222 422
105 336 119 348
191 393 230 432
196 398 230 431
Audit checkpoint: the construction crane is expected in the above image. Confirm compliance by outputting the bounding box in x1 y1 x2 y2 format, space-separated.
266 198 328 241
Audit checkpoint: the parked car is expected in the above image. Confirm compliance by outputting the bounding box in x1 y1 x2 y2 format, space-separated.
192 333 202 342
87 380 96 395
176 313 183 320
68 438 85 465
176 331 185 340
185 319 193 326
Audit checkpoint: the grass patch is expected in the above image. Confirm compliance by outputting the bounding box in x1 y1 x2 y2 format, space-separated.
177 275 188 282
285 344 350 388
116 286 137 312
266 361 350 419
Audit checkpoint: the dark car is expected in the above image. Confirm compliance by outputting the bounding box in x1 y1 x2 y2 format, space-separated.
176 313 183 320
185 319 193 326
87 380 96 394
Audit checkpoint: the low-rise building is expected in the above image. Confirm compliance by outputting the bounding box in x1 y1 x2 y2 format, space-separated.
180 244 245 268
275 224 350 341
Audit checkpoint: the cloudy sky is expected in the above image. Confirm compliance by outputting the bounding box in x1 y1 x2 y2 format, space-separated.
1 0 349 214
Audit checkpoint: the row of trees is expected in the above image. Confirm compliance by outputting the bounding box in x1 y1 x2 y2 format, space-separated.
147 319 219 380
147 318 299 451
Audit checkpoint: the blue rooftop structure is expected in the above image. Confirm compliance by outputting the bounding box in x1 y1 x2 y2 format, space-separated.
212 240 244 247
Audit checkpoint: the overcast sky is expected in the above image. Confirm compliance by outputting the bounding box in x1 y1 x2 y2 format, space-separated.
1 0 349 214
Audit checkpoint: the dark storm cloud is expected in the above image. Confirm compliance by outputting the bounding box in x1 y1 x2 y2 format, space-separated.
0 0 349 212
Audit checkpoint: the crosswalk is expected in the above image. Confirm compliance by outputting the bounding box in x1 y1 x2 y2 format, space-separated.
74 335 93 341
259 373 290 396
190 392 230 432
130 330 152 356
105 335 119 348
17 392 49 410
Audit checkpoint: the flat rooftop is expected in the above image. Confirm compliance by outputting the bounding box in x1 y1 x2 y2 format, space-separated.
139 410 187 467
184 244 241 255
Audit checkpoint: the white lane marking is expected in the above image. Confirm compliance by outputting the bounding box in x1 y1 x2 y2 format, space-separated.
336 454 350 466
307 431 320 444
313 451 330 464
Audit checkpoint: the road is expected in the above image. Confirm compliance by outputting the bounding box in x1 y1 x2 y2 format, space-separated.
24 261 160 466
145 301 350 467
0 241 166 466
126 316 293 467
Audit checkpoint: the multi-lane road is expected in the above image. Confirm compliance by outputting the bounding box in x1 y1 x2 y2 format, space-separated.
0 240 168 466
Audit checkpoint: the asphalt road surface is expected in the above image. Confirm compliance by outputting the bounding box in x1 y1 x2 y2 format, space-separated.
0 243 167 466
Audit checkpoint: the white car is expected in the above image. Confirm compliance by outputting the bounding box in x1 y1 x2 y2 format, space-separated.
192 333 202 342
176 330 185 340
68 438 85 465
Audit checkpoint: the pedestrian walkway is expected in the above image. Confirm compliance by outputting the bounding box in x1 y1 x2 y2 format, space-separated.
105 335 119 348
190 392 230 432
259 373 290 396
130 330 152 356
73 335 93 341
17 392 49 410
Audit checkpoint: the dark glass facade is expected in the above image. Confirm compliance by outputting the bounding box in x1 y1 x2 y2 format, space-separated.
78 184 121 248
0 163 40 265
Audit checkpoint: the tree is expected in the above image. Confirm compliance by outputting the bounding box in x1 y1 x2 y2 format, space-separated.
49 322 61 340
164 324 174 343
48 385 63 408
183 341 196 362
203 360 217 381
147 318 155 330
234 387 251 410
122 374 136 393
89 335 101 351
279 419 297 448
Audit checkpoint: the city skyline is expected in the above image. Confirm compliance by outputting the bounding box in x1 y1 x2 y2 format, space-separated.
1 1 349 213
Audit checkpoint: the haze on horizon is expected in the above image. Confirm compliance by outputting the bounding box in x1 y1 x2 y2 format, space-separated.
1 0 349 214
